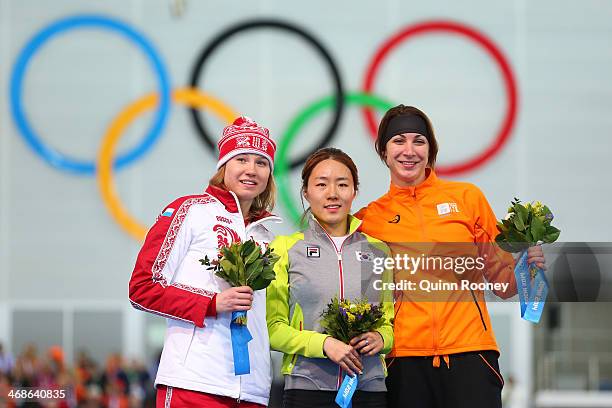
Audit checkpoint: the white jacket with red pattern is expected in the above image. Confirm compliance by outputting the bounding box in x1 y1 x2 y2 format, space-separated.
129 185 281 406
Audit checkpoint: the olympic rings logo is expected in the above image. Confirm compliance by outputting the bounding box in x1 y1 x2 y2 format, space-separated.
9 14 518 240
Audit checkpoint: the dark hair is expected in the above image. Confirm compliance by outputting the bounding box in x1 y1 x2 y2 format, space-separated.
301 147 359 194
375 105 439 168
299 148 359 222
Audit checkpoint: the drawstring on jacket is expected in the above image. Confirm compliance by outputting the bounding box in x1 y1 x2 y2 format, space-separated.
432 354 450 369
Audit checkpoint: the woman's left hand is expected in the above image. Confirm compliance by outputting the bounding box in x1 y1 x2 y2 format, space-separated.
349 332 384 356
527 244 546 270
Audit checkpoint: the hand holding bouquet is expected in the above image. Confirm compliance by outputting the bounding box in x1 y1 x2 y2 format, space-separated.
495 199 560 323
200 239 279 375
319 297 385 408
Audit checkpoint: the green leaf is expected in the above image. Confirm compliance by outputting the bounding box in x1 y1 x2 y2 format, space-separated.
496 222 508 234
216 270 238 287
219 259 235 274
262 269 276 281
241 240 256 258
495 233 522 253
508 228 527 243
223 247 238 266
530 215 546 243
513 203 528 231
525 229 534 243
245 259 264 285
250 275 272 291
217 258 240 286
543 226 561 243
244 245 261 266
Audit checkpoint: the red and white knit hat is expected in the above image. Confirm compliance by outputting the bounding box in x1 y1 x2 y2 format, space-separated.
217 116 276 170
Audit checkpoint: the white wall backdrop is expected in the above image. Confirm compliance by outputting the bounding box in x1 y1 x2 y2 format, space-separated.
1 1 611 406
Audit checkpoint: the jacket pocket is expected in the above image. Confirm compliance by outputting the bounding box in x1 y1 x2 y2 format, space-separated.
478 351 504 389
291 355 340 390
284 303 305 373
164 319 198 367
470 289 488 331
357 354 387 388
181 325 197 364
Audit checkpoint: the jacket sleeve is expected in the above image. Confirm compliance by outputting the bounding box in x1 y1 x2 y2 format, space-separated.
375 242 395 355
266 236 330 358
353 206 367 220
469 186 518 299
128 198 216 327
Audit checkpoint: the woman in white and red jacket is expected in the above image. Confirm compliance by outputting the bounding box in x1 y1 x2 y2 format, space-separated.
129 117 281 407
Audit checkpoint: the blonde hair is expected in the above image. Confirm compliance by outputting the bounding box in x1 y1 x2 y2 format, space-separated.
209 165 276 220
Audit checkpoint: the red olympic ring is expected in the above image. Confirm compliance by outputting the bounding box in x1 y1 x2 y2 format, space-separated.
361 20 518 176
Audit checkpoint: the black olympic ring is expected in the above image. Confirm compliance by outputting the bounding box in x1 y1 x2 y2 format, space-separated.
188 19 345 170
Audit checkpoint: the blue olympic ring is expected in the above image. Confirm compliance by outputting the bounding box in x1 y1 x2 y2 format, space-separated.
9 14 171 175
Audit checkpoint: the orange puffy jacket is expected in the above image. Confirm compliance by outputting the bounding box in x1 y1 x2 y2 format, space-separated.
356 170 517 365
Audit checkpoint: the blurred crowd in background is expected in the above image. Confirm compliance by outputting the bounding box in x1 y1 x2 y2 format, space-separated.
0 342 157 407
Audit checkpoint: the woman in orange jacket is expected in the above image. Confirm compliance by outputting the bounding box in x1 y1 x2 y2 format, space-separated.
355 105 546 408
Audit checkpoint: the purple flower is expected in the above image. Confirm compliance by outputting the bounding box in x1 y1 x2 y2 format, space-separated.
546 213 554 221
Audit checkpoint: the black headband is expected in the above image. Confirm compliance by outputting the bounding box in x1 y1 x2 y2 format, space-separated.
383 114 429 144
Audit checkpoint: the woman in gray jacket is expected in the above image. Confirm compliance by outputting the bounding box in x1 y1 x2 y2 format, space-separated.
267 148 394 408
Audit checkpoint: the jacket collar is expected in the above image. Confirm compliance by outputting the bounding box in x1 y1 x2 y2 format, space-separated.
388 168 438 199
205 184 282 226
205 185 239 213
307 212 363 236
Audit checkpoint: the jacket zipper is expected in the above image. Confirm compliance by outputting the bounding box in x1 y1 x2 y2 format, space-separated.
209 191 280 402
470 289 488 331
336 249 344 389
413 190 439 354
234 193 243 403
310 216 363 388
317 222 354 389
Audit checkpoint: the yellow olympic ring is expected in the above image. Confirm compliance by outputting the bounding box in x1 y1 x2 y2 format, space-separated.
97 87 239 241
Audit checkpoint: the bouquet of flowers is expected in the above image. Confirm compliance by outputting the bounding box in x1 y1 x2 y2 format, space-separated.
320 296 385 408
201 238 278 289
320 297 385 343
495 198 560 323
495 198 560 257
200 239 279 374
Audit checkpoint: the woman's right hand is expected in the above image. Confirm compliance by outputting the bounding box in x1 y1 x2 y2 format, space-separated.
216 286 254 313
323 337 362 377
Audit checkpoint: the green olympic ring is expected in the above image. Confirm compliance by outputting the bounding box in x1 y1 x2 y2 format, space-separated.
275 92 394 226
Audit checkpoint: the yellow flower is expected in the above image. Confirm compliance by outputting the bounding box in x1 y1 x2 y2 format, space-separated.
532 201 544 213
347 312 356 323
